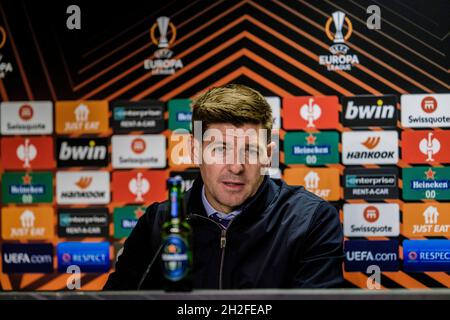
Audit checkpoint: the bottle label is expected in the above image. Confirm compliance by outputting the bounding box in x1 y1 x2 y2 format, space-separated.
161 234 189 281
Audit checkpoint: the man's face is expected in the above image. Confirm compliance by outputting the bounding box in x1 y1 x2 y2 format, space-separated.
192 123 274 214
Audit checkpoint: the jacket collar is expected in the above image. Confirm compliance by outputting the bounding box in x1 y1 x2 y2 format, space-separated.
185 173 277 222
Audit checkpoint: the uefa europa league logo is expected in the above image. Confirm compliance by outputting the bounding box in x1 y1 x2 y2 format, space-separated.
332 11 345 43
157 16 170 48
325 11 353 45
151 16 176 49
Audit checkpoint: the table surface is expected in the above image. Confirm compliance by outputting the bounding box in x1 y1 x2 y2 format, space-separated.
1 289 450 300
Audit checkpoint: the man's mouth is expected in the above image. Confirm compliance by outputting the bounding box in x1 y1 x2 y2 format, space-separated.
222 181 245 190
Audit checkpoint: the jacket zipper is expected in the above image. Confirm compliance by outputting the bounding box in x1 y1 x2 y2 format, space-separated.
190 213 234 289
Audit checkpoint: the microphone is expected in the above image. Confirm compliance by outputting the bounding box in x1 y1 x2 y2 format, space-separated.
137 244 164 290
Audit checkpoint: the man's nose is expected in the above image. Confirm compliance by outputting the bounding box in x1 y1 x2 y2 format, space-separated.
227 162 244 175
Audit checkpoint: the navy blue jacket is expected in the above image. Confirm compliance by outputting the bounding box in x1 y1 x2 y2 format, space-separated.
104 175 344 289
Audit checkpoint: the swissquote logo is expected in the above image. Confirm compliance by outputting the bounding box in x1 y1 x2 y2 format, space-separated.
112 170 168 203
319 11 359 71
343 204 399 237
401 93 450 128
1 101 53 135
282 96 339 130
402 130 450 164
57 137 109 167
342 95 397 128
1 137 55 170
403 204 450 237
144 16 183 75
342 131 398 164
112 135 166 168
56 171 110 204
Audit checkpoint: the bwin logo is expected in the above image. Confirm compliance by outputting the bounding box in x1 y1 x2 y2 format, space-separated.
59 140 107 161
345 100 395 120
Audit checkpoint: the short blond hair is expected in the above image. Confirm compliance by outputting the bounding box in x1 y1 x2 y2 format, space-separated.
191 84 273 139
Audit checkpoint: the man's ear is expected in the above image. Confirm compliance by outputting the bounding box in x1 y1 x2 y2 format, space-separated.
265 141 276 167
190 134 200 165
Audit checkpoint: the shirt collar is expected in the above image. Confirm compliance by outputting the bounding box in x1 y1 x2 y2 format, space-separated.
201 186 242 220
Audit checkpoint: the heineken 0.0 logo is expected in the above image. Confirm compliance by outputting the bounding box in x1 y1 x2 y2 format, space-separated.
402 167 450 200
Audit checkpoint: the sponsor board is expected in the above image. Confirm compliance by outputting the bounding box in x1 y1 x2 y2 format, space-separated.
113 206 146 239
0 101 53 135
282 96 339 130
55 101 109 134
111 134 166 168
2 243 53 273
58 208 109 238
1 137 55 170
1 171 53 204
341 95 397 128
404 240 450 272
168 133 193 168
344 240 399 272
170 169 200 193
283 167 340 201
343 203 399 237
344 167 398 199
56 137 109 167
56 171 110 205
110 100 165 133
401 94 450 128
168 99 192 132
342 131 398 165
402 203 450 237
402 167 450 200
401 130 450 164
57 242 110 273
284 132 339 165
1 207 54 240
265 96 281 129
112 170 168 203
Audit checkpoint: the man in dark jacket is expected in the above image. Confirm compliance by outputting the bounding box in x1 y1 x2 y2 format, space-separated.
104 84 344 290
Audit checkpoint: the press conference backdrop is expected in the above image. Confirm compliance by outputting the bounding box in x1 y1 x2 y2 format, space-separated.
0 0 449 290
